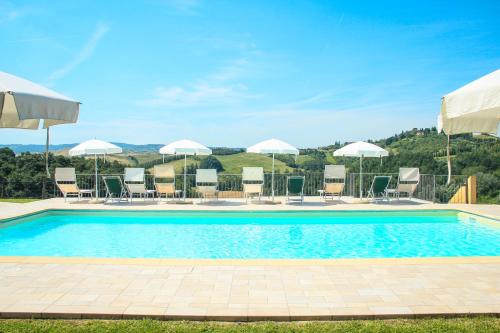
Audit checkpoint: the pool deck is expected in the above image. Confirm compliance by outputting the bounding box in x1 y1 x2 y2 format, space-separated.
0 197 499 321
1 196 499 220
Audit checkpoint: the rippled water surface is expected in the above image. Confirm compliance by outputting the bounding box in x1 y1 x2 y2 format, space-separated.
0 210 499 258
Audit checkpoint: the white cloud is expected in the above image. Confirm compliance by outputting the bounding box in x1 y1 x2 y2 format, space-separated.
49 23 109 81
0 9 19 22
0 1 31 24
139 83 252 107
208 58 250 82
139 57 258 107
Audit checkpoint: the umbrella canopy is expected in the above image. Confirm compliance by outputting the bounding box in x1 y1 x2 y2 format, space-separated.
69 139 122 156
159 139 212 156
0 71 79 129
438 70 500 184
159 139 212 200
69 140 122 200
247 139 299 201
0 71 81 177
333 141 388 199
438 69 500 136
247 138 299 155
333 141 388 158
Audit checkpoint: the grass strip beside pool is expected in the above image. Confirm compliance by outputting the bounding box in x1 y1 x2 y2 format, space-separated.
0 198 39 203
0 318 498 333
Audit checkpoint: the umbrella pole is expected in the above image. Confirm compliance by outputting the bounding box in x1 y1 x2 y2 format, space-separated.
446 135 451 185
271 153 275 201
183 154 187 200
45 127 50 177
162 154 165 163
359 155 363 199
95 154 99 199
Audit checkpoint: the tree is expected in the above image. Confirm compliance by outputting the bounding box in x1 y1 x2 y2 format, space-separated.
199 156 224 172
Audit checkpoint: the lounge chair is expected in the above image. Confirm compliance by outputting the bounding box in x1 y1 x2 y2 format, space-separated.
55 167 93 201
322 165 345 200
387 168 420 200
102 176 128 202
124 168 155 201
286 176 305 204
154 164 177 200
242 167 264 202
367 175 392 201
196 169 218 201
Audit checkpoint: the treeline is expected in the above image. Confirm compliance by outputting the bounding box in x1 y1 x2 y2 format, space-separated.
1 127 498 202
0 148 125 198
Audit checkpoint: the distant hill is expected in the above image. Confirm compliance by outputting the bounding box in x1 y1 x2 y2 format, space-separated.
0 143 246 155
0 143 165 154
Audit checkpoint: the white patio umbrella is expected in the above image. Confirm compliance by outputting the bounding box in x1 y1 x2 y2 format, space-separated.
333 141 388 199
69 139 122 199
438 69 500 184
0 71 80 176
247 138 299 201
159 139 212 200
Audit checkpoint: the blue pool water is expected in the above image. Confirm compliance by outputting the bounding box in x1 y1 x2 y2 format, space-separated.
0 210 499 259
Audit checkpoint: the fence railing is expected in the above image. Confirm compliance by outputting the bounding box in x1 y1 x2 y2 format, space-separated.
0 172 469 203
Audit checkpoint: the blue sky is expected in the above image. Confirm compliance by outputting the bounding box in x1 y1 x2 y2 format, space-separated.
1 0 499 147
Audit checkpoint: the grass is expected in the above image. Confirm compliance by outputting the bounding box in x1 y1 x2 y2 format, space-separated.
0 318 498 333
217 153 293 174
0 198 39 203
151 153 293 174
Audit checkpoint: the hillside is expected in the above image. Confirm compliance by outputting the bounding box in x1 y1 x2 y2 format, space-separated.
149 153 293 174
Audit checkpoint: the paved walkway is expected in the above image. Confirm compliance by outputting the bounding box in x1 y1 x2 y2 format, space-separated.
0 257 499 320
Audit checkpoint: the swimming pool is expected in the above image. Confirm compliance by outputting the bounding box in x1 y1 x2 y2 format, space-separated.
0 210 499 259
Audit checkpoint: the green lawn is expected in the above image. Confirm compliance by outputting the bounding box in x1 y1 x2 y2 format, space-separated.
151 153 294 174
0 198 39 203
0 318 498 333
217 153 293 174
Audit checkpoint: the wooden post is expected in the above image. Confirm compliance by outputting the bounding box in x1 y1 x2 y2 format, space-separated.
467 176 477 204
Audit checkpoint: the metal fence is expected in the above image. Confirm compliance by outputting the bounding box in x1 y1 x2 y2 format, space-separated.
0 172 469 203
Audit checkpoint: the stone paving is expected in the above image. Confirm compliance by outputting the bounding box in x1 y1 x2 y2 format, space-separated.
0 257 499 320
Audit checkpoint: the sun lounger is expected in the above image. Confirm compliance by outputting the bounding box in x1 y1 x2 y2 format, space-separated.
242 167 264 202
55 168 93 201
367 175 392 201
286 176 305 204
124 168 155 201
387 168 420 200
322 165 345 200
154 164 177 200
102 176 128 202
196 169 218 201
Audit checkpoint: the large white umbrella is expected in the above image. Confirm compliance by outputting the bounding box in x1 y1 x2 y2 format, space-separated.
247 138 299 201
0 71 80 176
333 141 388 199
69 139 122 199
159 139 212 200
438 69 500 184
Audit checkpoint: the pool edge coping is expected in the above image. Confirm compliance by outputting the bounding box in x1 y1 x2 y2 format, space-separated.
1 255 500 266
0 310 498 321
1 207 499 224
